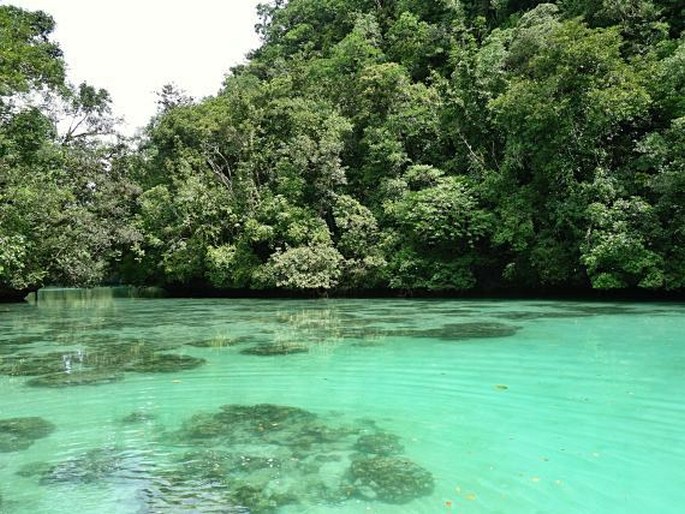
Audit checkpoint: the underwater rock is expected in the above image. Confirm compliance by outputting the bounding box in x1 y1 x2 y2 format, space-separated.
495 310 594 320
395 321 518 341
25 370 124 388
145 453 296 514
0 352 74 376
121 410 157 424
15 461 52 478
0 417 55 452
0 343 24 355
0 343 208 388
186 335 257 348
0 342 164 379
231 454 281 474
350 339 385 348
571 305 634 315
305 480 356 504
38 447 124 485
354 432 404 456
228 483 298 514
138 478 243 513
348 456 434 504
179 450 282 481
216 404 317 434
174 404 359 452
177 412 232 440
167 404 437 510
79 344 154 369
240 343 309 356
124 353 206 373
337 327 388 340
314 453 343 463
177 449 237 480
0 436 37 453
167 404 439 508
287 423 357 451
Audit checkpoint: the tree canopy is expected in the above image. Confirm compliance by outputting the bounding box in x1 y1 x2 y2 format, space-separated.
2 1 684 298
0 5 137 298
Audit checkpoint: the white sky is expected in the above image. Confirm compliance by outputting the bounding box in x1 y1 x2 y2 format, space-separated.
6 0 263 134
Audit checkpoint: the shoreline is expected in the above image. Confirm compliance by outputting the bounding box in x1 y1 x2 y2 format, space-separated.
5 285 683 304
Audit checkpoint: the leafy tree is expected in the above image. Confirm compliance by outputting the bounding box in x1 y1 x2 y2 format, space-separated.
125 0 685 294
0 5 136 299
14 0 672 297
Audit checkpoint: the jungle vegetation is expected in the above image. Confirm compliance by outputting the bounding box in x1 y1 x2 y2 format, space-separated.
1 1 684 299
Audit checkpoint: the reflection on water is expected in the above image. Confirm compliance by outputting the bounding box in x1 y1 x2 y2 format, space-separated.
0 291 684 513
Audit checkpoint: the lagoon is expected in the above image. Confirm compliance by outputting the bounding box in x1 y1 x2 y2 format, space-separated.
1 290 684 513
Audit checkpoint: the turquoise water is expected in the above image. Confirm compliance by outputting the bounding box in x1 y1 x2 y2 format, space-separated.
1 289 684 513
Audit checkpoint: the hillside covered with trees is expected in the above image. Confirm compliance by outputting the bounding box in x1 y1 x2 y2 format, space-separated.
1 0 684 299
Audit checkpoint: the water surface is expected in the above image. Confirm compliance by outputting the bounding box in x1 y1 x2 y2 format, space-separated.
1 289 684 513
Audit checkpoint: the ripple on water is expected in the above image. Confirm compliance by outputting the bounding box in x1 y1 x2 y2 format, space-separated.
1 295 684 514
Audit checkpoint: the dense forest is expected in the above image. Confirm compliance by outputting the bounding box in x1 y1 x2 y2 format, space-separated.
1 0 684 300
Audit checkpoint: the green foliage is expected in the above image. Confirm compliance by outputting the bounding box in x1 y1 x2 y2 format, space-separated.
0 6 64 96
205 245 239 288
387 12 448 79
386 171 492 250
134 173 235 285
124 0 685 294
377 168 492 291
332 194 386 287
582 197 664 288
0 5 139 298
6 0 685 296
638 117 685 288
260 244 344 291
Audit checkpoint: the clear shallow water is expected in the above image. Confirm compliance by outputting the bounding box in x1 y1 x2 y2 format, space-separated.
1 289 684 513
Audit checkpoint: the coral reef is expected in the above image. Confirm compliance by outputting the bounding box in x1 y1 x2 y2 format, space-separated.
176 404 320 445
18 403 434 511
160 404 434 510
